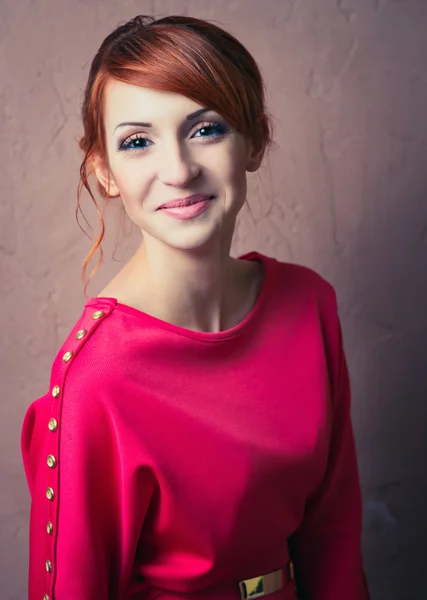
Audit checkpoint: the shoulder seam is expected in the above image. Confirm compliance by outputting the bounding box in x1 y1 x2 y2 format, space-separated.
41 300 116 598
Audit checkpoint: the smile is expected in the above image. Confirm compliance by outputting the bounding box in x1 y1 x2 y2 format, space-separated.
158 197 215 220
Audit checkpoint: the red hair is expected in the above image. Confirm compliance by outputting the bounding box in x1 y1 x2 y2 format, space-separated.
77 15 273 294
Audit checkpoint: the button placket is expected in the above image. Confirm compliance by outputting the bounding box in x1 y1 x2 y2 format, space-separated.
48 418 58 432
41 303 111 598
44 383 61 591
62 350 73 363
46 455 57 469
91 310 105 320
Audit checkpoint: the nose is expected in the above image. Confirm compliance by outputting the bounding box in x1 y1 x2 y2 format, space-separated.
157 141 200 188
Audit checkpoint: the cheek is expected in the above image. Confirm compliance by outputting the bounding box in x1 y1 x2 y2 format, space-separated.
111 156 153 198
226 158 248 195
213 143 248 190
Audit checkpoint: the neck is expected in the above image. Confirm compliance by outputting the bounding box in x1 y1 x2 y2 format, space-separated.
126 236 243 332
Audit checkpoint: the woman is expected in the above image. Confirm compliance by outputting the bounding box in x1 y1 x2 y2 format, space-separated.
21 14 370 600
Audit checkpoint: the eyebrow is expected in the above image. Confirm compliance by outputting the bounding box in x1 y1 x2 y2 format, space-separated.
113 107 213 133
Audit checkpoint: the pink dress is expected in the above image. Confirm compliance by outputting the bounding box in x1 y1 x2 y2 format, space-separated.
21 250 370 600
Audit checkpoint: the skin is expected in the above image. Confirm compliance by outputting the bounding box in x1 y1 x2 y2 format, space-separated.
93 79 265 333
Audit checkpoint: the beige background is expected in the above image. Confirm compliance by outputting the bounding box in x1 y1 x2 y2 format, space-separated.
1 1 427 598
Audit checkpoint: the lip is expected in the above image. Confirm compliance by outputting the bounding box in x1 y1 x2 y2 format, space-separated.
157 194 214 210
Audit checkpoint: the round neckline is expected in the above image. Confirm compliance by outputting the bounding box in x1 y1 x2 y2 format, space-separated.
88 250 274 342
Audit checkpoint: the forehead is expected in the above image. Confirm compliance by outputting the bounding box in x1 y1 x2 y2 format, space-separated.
103 79 204 130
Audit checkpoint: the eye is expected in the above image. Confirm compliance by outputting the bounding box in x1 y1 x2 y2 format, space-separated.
192 122 228 139
119 134 153 152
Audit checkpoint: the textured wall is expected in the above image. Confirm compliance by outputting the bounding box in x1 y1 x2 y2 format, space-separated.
1 1 427 598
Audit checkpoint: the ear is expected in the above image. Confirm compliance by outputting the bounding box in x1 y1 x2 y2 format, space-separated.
92 155 121 197
246 140 265 173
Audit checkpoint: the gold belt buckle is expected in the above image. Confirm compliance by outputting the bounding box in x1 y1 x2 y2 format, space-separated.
238 562 294 600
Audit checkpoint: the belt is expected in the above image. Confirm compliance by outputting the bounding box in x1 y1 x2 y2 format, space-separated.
238 561 295 600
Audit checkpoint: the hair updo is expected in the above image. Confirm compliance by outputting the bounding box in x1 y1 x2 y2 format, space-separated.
77 15 273 292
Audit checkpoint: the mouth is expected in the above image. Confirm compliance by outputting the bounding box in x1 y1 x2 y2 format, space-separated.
157 195 215 210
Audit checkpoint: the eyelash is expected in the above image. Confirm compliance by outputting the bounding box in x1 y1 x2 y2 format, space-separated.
118 122 229 153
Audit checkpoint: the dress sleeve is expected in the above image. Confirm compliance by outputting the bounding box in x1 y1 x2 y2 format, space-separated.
21 304 156 600
288 286 371 600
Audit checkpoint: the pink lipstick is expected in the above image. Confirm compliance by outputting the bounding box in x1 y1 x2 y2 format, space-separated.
158 194 214 220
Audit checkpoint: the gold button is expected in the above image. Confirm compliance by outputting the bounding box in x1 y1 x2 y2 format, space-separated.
52 385 60 398
45 487 54 501
91 310 105 320
76 328 87 339
62 350 73 362
46 455 57 469
44 595 49 600
48 418 58 432
46 521 53 535
46 559 52 573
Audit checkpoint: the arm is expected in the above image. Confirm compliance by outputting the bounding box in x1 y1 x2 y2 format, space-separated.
21 376 156 600
288 287 370 600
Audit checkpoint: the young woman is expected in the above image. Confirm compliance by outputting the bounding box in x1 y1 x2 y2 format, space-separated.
21 15 370 600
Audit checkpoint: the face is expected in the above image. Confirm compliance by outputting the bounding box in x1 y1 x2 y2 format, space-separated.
94 79 262 253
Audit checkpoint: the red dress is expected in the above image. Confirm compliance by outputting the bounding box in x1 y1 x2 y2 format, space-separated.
21 250 370 600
